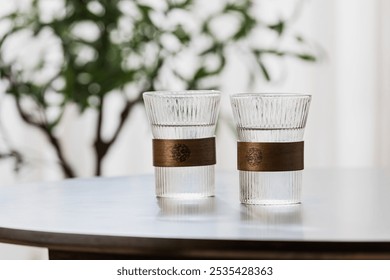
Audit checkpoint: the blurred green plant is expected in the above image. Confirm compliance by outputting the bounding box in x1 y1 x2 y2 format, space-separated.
0 0 318 178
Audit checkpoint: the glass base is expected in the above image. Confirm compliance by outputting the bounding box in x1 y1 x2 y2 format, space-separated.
157 197 215 221
239 170 302 205
155 166 215 198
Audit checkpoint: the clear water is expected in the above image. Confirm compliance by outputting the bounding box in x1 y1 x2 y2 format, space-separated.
144 91 220 199
238 128 304 205
231 94 311 205
152 124 215 199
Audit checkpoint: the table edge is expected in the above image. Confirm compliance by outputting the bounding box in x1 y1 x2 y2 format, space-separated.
1 226 390 259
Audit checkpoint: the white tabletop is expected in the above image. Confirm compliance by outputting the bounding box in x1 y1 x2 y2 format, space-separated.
0 169 389 245
0 170 390 242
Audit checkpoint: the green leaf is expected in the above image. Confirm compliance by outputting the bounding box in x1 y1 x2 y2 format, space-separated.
138 4 153 16
258 60 271 81
167 0 193 9
295 53 316 62
200 43 222 56
268 20 285 36
232 17 256 40
253 49 285 57
295 35 304 43
172 25 190 44
193 67 207 80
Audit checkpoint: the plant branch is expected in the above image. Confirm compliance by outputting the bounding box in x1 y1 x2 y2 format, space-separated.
0 150 23 172
94 95 106 176
15 98 76 178
0 111 24 172
93 94 143 176
108 95 143 148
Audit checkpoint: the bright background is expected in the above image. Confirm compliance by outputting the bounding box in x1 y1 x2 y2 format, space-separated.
0 0 389 259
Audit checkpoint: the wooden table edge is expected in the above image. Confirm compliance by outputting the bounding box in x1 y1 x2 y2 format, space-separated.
1 226 390 259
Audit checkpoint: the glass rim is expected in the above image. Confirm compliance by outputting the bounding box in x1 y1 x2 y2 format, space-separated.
230 93 311 99
143 90 220 97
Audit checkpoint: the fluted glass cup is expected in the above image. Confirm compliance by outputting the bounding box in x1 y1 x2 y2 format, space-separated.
143 90 221 198
230 93 311 205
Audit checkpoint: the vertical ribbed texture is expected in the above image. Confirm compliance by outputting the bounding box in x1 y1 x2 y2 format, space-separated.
231 94 311 205
231 94 311 131
143 91 220 198
239 171 302 204
155 166 214 198
157 197 215 220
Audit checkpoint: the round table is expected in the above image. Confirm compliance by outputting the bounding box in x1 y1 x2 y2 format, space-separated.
0 169 390 259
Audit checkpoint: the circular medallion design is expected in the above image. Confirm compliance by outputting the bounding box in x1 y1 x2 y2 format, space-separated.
246 147 263 167
171 144 191 162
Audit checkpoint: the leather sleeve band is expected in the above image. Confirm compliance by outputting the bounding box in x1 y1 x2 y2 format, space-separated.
237 141 304 172
153 137 216 167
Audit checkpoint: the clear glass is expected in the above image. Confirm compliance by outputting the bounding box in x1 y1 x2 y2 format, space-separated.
230 93 311 205
157 197 215 221
143 90 221 198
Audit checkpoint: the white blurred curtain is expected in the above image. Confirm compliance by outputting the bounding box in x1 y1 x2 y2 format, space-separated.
1 0 390 186
277 0 390 170
377 0 390 169
238 0 390 171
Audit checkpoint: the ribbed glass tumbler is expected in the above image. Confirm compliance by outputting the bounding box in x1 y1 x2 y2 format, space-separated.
230 94 311 205
143 90 221 198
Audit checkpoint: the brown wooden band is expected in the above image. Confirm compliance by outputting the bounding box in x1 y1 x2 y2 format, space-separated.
153 137 216 167
238 141 304 172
